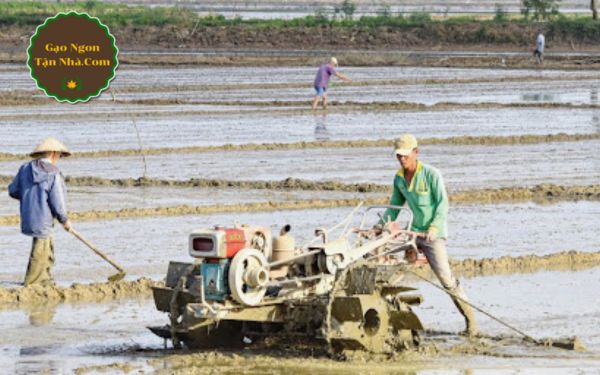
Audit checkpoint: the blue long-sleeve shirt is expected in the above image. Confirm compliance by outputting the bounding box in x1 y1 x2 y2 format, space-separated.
8 159 69 237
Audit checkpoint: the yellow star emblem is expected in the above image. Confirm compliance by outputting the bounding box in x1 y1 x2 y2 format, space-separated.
66 80 77 89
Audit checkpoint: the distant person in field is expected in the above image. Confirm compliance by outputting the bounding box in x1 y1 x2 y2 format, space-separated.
312 57 352 110
533 29 545 65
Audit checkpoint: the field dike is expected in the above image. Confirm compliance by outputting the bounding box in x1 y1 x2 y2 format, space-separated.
1 251 598 308
0 278 160 307
1 101 600 122
0 133 598 162
0 184 598 226
4 74 600 101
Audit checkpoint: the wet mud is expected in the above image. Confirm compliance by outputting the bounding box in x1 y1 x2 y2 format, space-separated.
1 100 598 124
0 180 600 226
1 251 598 308
451 250 600 278
1 183 598 226
0 278 160 307
1 132 598 162
86 331 600 375
0 198 384 226
0 184 380 217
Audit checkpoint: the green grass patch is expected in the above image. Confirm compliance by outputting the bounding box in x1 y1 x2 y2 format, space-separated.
2 1 600 42
0 1 197 27
550 15 600 41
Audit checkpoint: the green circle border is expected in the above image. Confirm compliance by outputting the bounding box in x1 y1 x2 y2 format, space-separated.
27 11 119 104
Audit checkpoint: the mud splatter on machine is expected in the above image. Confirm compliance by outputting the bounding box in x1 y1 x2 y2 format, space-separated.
149 205 425 354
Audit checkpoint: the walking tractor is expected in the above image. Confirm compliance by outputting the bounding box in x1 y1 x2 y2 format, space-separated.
149 204 427 354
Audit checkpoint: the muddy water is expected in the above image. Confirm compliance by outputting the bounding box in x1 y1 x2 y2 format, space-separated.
1 202 598 285
1 108 599 154
3 270 598 374
0 140 595 188
0 298 162 374
413 269 600 352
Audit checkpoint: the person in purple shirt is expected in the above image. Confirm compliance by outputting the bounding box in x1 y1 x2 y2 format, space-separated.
312 57 352 110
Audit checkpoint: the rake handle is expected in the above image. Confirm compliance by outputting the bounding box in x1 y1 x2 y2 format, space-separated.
69 228 125 273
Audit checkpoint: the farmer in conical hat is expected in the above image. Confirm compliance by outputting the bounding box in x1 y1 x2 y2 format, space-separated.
8 137 72 286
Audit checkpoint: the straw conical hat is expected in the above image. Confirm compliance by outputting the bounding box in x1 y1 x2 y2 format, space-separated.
30 137 72 158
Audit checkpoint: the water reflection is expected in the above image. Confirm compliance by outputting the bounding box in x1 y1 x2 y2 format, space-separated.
26 303 57 326
314 113 330 141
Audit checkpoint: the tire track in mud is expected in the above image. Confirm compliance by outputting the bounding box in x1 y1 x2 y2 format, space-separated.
1 251 598 307
1 133 598 161
0 184 598 226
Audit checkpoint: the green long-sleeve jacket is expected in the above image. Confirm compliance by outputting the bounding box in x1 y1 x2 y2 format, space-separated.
382 161 449 238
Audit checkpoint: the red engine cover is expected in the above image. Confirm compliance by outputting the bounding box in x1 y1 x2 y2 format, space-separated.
224 228 246 258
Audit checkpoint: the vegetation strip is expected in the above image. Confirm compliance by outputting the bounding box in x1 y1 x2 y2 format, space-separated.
2 2 600 44
1 133 597 161
1 251 598 307
0 184 598 226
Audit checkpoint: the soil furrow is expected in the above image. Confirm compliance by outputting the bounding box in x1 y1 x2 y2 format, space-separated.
1 133 598 161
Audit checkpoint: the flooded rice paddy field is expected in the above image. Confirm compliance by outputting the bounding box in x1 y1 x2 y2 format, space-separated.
103 78 600 106
0 298 161 374
1 61 599 373
1 269 598 374
416 268 600 351
1 107 599 154
3 65 600 91
1 140 596 189
1 201 598 285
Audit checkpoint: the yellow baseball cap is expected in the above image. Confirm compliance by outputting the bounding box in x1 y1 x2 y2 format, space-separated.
394 134 418 156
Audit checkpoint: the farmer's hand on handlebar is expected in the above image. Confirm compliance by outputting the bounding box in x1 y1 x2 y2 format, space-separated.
353 225 382 237
426 228 437 242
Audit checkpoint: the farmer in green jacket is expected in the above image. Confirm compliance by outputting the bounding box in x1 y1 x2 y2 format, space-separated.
382 134 477 336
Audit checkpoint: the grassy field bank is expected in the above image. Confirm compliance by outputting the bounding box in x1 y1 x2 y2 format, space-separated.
1 1 600 52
